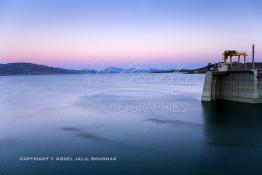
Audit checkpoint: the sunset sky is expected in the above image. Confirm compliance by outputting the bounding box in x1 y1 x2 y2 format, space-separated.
0 0 261 69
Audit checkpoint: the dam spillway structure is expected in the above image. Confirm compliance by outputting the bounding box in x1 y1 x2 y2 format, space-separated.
201 45 262 103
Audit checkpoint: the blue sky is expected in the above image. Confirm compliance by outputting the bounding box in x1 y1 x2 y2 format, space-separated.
0 0 261 69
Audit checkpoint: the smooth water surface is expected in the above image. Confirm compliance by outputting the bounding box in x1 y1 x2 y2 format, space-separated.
1 73 262 175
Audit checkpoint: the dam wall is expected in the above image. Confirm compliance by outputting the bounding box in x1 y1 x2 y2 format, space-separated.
201 70 262 103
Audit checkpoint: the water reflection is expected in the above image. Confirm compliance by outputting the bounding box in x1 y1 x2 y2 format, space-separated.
2 74 262 174
60 127 121 144
0 138 17 149
145 118 202 128
200 101 262 174
61 127 83 132
202 101 262 148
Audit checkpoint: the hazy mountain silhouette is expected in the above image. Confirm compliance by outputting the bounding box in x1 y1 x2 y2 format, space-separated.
0 63 86 75
1 62 262 75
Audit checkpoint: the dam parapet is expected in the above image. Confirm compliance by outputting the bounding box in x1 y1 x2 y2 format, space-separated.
201 45 262 103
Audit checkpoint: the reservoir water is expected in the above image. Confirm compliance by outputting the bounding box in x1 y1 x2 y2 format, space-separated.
1 73 262 175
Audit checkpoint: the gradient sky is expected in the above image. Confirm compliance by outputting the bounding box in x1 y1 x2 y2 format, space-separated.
0 0 261 69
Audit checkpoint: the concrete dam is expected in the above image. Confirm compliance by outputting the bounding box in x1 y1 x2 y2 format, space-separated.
201 45 262 103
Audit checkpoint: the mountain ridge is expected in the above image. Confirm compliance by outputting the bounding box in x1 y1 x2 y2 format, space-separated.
1 62 262 76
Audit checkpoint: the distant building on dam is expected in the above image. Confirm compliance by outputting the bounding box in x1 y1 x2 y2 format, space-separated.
201 45 262 103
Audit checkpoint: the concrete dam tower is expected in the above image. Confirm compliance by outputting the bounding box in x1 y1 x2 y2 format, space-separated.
201 45 262 103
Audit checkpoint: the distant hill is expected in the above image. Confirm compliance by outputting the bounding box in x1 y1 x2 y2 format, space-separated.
0 63 152 75
99 66 149 73
99 67 124 73
150 62 262 74
0 63 85 75
149 67 207 74
1 62 262 75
